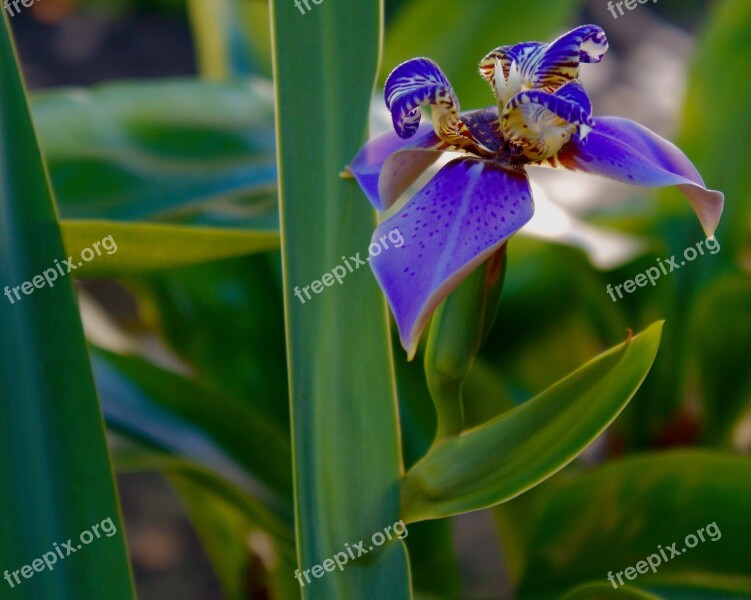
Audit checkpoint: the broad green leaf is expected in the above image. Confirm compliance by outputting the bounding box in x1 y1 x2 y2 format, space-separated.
689 276 751 445
170 473 270 600
666 0 751 256
169 473 298 600
92 349 293 540
61 220 278 277
516 452 751 598
401 322 663 522
126 254 289 430
640 0 750 447
271 0 411 598
562 583 662 600
31 78 277 226
404 520 460 600
383 0 584 108
0 15 133 599
112 444 293 548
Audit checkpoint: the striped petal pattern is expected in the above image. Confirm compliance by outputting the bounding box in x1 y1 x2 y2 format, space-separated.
385 58 487 153
502 82 595 160
479 25 608 94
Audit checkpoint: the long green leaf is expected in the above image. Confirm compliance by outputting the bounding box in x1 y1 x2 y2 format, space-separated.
0 14 133 599
401 322 663 522
516 452 751 598
271 0 411 598
92 350 293 541
61 220 278 277
31 78 277 225
561 583 662 600
690 276 751 445
125 254 289 430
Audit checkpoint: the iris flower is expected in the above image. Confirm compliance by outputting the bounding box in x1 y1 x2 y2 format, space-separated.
347 25 723 359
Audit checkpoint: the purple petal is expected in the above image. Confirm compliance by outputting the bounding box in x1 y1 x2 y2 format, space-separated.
479 25 608 94
347 123 445 211
370 158 534 359
384 57 461 140
535 117 724 236
531 25 608 89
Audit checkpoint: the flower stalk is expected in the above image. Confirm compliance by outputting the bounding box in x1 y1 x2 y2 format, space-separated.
425 245 507 440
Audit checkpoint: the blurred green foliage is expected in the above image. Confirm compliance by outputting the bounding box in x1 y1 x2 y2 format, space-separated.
1 0 749 598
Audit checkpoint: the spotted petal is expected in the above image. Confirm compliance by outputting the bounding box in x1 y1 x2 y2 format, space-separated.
502 82 595 161
347 123 446 211
370 158 534 359
479 25 608 94
534 117 724 236
385 58 484 152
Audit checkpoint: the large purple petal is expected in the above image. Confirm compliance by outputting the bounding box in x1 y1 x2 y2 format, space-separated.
371 158 534 358
534 117 724 236
347 123 446 211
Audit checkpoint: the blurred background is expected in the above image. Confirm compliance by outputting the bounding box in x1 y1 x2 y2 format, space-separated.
8 0 750 598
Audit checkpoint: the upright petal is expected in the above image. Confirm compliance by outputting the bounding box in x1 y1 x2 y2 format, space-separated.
533 117 724 236
531 24 608 90
479 42 545 93
370 158 534 359
479 25 608 94
385 58 488 153
502 82 595 161
347 123 446 211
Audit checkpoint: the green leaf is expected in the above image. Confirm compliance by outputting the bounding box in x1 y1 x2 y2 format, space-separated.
561 583 663 600
668 0 751 255
0 15 134 599
126 254 289 430
61 220 278 277
383 0 584 108
271 0 411 598
31 78 277 226
401 322 663 522
169 473 298 600
516 452 751 597
188 0 271 79
690 276 751 445
92 349 293 540
112 444 293 548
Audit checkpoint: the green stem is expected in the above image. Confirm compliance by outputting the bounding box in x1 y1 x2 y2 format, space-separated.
425 245 508 440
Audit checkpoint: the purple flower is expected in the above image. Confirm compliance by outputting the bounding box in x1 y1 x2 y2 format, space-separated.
347 25 723 359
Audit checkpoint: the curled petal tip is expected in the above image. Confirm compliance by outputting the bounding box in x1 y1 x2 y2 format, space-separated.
535 117 724 237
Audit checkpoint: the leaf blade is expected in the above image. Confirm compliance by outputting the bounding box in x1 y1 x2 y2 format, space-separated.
0 14 134 599
402 322 663 522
